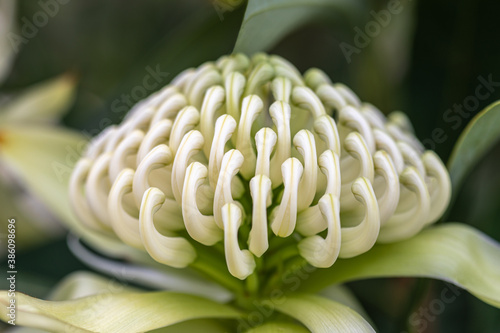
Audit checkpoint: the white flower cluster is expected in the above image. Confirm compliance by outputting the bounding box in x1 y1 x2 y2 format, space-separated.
70 54 451 280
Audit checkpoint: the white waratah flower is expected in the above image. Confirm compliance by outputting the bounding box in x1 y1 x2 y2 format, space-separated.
70 53 451 280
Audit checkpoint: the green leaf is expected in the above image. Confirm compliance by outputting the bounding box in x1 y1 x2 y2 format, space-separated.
246 321 310 333
44 272 231 333
447 101 500 200
273 294 374 333
0 73 77 123
299 223 500 308
234 0 362 54
319 285 373 327
47 271 140 301
9 272 231 333
149 319 233 333
0 0 16 83
0 291 241 333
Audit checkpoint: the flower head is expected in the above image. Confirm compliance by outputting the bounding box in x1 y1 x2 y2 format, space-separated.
70 53 451 280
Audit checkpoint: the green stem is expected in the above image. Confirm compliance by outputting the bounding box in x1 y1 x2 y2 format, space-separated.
190 250 244 294
264 245 300 270
262 256 308 296
246 271 260 296
281 256 309 282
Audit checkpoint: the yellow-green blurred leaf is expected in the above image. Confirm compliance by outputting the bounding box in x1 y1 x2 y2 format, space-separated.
447 101 500 201
0 73 77 123
0 124 85 228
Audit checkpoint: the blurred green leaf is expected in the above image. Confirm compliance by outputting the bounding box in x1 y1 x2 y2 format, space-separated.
274 294 374 333
320 285 372 326
299 224 500 308
0 0 16 83
0 124 85 229
246 321 310 332
0 290 241 332
233 0 361 55
47 271 140 301
447 101 500 201
0 73 77 123
0 74 78 254
149 319 233 333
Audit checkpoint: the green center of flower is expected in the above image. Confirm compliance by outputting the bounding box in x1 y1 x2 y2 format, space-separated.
69 53 451 286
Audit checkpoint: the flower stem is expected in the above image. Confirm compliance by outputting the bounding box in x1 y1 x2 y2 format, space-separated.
264 245 299 270
190 250 244 294
246 271 260 295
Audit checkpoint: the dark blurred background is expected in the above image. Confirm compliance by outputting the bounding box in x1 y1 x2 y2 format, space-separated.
1 0 500 332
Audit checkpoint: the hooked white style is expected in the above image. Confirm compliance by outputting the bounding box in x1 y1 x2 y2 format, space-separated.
69 53 451 279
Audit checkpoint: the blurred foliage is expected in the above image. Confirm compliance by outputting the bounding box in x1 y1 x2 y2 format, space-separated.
1 0 500 332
